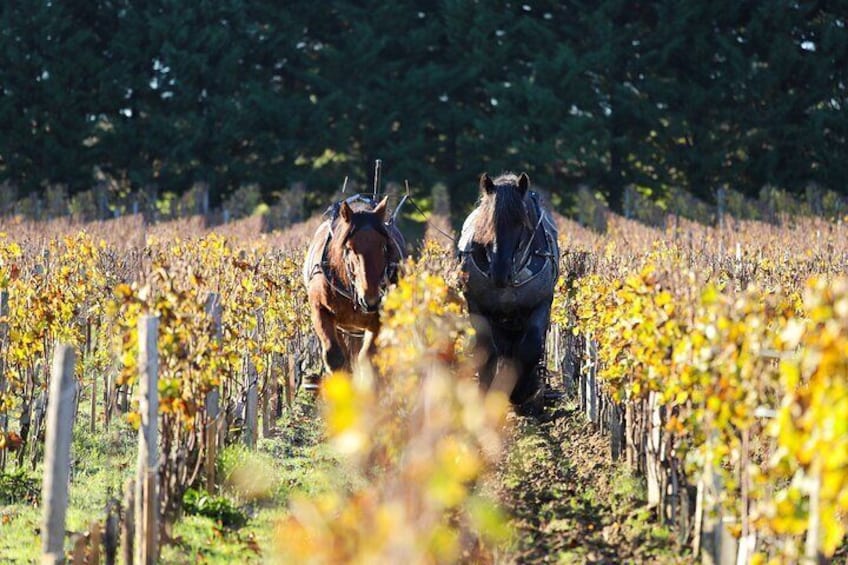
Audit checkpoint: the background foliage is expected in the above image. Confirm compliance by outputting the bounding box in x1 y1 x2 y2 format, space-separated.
1 1 845 213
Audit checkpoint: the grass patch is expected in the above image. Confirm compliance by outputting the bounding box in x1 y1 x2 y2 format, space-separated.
183 489 248 529
0 393 355 562
610 465 646 507
218 444 280 503
162 515 263 564
164 395 353 562
0 418 136 563
0 505 40 564
0 468 40 505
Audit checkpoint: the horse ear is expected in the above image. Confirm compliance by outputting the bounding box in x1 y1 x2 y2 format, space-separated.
517 172 530 195
480 173 495 195
340 201 354 222
373 196 389 221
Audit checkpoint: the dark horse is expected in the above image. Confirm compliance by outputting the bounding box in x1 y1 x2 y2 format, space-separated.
458 173 559 414
303 195 405 374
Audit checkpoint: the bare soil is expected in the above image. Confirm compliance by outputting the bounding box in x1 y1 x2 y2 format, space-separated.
495 400 689 564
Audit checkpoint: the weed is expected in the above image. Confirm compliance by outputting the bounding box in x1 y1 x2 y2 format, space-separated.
0 469 39 505
182 488 248 529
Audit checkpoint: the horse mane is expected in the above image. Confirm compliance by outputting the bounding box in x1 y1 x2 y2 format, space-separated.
472 173 532 245
327 220 354 285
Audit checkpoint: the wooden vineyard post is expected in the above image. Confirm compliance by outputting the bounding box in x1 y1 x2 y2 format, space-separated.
70 535 87 565
244 359 258 449
17 368 32 468
0 289 8 472
205 293 222 492
261 369 270 438
30 389 48 469
695 432 738 565
544 324 556 372
580 338 589 415
242 305 261 449
120 383 129 414
693 469 706 560
71 365 81 420
87 321 96 434
586 340 599 425
553 325 561 375
252 309 273 439
599 393 608 433
89 520 102 565
645 392 662 509
205 389 219 493
104 368 113 432
41 345 76 564
610 401 624 461
273 353 283 418
632 404 643 471
275 381 284 419
624 402 636 467
121 479 135 565
667 449 683 535
736 428 756 564
134 316 159 565
262 354 273 438
562 332 577 396
286 353 297 408
104 499 119 565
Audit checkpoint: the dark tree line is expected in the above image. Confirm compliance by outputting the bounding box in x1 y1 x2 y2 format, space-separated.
0 1 845 213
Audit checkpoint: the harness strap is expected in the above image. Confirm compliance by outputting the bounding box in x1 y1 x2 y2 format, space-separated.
337 326 366 338
461 191 558 288
317 230 356 302
310 216 402 312
513 192 548 276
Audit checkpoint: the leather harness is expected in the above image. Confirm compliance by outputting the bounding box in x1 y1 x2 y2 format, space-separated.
459 191 559 288
308 196 403 313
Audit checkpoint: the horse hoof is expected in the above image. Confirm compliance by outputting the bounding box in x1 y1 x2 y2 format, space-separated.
514 387 546 418
543 388 566 401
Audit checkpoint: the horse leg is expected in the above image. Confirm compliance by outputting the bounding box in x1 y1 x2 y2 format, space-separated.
468 312 497 392
312 306 346 373
357 329 377 367
489 325 521 398
350 328 380 390
510 301 552 408
336 331 358 372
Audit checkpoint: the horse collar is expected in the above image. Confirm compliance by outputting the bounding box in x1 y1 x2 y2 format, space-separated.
513 194 546 267
460 191 555 289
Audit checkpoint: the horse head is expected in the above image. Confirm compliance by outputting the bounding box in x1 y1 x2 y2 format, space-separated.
476 172 533 288
333 196 391 312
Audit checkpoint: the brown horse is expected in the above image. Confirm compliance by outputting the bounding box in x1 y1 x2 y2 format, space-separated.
303 196 405 374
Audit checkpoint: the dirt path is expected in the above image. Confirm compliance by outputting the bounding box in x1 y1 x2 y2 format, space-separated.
495 401 689 564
